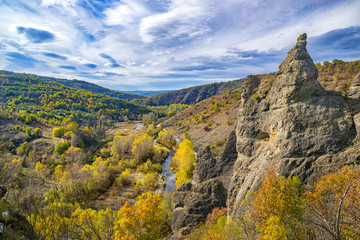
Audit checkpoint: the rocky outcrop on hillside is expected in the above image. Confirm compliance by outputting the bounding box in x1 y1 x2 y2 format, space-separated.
228 33 357 215
172 33 360 235
172 131 237 236
172 179 227 236
193 130 237 188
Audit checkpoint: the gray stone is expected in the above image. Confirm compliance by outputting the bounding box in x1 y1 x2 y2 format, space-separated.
172 179 227 234
193 131 237 189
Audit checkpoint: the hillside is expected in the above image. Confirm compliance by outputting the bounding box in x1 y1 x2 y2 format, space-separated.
132 78 244 106
0 70 144 101
0 73 149 125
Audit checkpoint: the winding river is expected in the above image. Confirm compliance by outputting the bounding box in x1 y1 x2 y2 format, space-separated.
161 151 176 192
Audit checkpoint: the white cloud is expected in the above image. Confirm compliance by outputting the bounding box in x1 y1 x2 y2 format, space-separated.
104 0 150 26
139 0 216 43
41 0 78 7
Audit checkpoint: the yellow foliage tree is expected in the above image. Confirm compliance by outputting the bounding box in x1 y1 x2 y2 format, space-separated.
27 201 77 239
70 208 115 239
306 165 360 239
157 129 176 148
251 170 305 239
171 139 195 187
132 134 154 162
115 193 166 240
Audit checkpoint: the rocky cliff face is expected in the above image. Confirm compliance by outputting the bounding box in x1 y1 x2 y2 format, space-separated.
172 33 360 235
228 33 357 216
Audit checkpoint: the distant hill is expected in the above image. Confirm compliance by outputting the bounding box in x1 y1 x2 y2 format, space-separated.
0 70 144 101
0 73 149 124
123 90 172 97
132 79 245 106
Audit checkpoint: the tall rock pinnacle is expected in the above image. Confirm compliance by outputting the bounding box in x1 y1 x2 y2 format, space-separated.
269 33 325 106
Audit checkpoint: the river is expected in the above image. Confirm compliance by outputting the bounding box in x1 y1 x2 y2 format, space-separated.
161 151 176 192
135 123 142 130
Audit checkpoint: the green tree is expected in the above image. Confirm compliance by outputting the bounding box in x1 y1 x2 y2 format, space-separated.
54 141 71 155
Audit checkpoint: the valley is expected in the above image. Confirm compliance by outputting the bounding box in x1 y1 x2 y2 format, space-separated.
0 35 359 239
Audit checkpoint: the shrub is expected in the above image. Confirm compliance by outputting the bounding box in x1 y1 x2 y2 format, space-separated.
157 129 176 148
34 128 42 138
54 141 71 155
52 127 66 138
132 135 154 162
26 127 33 137
144 173 158 190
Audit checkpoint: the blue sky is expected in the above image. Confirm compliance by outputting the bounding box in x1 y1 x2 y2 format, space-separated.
0 0 359 91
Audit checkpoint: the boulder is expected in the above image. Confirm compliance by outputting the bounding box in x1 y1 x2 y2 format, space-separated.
172 179 227 236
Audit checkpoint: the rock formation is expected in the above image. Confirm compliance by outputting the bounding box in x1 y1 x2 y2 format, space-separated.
172 179 227 236
172 33 360 235
228 33 356 215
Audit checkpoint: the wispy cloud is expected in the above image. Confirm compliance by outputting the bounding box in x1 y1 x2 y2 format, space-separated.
0 0 359 90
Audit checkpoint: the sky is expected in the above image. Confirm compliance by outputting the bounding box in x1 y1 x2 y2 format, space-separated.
0 0 359 91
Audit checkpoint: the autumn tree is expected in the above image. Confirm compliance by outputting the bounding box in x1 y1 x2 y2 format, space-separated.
66 146 86 165
157 129 176 148
70 208 115 239
111 135 134 159
52 126 66 138
16 141 30 156
306 165 360 240
34 128 42 138
132 134 154 162
26 127 33 138
115 193 167 240
170 139 195 187
251 170 306 240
